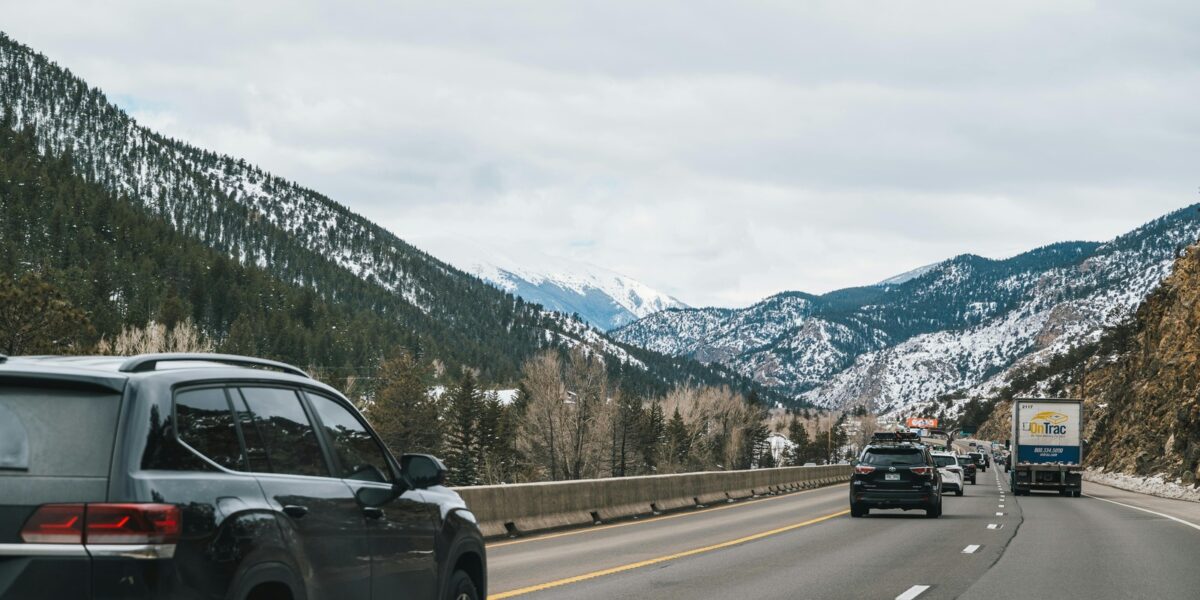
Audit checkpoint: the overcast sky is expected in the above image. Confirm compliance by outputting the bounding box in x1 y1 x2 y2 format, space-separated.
5 1 1198 307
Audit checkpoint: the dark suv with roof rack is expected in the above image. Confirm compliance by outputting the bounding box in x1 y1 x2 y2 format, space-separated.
0 353 486 600
849 442 943 518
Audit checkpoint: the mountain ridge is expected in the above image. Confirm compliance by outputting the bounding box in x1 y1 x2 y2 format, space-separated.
614 208 1200 413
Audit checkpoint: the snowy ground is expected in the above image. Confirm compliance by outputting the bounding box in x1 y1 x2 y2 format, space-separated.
1084 468 1200 503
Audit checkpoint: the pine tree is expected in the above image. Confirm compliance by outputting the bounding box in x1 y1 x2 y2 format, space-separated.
444 370 484 486
370 350 442 457
0 273 93 355
786 415 810 466
666 407 690 470
640 400 666 473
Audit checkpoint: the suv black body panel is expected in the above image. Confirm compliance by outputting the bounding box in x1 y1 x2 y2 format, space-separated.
0 355 486 600
849 443 942 518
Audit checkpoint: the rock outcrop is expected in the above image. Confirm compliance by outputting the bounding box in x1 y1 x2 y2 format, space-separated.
980 243 1200 487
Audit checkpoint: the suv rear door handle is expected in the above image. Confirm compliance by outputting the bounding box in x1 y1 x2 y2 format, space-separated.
282 505 309 519
362 506 385 520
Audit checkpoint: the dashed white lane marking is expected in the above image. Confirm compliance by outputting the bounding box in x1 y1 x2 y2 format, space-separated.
987 524 1002 530
996 512 1005 516
896 584 932 600
962 545 981 554
1084 494 1200 533
998 504 1005 508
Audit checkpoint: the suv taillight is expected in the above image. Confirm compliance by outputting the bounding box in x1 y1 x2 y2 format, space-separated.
21 504 181 545
86 504 181 544
909 467 932 476
20 504 84 543
854 465 876 474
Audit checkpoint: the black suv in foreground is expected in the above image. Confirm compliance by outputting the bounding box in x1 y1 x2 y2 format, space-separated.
850 443 942 518
0 353 486 600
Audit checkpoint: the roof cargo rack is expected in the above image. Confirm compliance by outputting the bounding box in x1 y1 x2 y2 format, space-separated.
118 353 310 378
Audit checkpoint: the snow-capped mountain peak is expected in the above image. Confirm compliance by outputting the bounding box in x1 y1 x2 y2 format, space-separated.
417 237 687 331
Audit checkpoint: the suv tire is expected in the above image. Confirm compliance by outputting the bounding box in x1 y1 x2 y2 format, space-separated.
850 504 867 518
925 498 942 518
447 570 479 600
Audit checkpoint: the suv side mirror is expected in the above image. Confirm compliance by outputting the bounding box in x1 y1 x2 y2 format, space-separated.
401 454 447 490
850 459 859 466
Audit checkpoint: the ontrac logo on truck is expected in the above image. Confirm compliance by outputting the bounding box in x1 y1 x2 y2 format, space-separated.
1024 411 1069 436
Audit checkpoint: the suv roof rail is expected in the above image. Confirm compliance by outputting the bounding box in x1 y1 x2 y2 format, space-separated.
118 353 310 379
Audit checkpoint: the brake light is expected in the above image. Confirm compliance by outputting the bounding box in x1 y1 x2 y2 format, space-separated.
86 504 181 545
910 467 932 476
21 504 180 545
854 465 876 474
20 504 85 543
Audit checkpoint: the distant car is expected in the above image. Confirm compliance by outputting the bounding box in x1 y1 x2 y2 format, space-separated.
969 451 987 472
957 455 978 485
849 443 942 518
932 452 964 496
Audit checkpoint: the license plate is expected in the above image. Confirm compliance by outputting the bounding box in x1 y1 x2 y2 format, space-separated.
885 473 900 481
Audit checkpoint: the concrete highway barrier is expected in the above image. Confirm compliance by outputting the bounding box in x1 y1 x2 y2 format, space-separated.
454 464 851 537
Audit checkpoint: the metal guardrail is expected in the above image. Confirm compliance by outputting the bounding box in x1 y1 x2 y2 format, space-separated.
454 464 852 537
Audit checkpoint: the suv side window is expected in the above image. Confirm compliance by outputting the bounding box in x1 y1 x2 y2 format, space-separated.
236 387 329 478
306 392 393 484
175 388 243 471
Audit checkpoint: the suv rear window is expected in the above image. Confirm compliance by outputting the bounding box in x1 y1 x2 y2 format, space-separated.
862 448 926 467
933 455 957 468
0 385 120 478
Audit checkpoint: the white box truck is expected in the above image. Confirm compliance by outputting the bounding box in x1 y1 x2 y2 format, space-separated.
1009 398 1083 497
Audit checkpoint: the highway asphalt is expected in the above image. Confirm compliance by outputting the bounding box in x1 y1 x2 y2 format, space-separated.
485 455 1200 599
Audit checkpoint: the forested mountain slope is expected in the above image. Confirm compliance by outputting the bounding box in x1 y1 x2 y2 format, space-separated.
0 32 759 399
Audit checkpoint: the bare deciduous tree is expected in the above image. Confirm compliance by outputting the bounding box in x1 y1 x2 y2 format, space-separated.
95 319 214 355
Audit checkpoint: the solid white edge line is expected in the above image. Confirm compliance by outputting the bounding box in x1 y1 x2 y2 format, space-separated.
896 584 932 600
1084 494 1200 533
962 544 981 554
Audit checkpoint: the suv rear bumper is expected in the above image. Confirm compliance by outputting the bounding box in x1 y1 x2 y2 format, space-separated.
0 543 178 600
0 544 91 599
851 491 935 509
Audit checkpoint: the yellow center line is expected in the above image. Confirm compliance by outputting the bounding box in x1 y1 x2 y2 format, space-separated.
488 509 850 599
487 484 839 549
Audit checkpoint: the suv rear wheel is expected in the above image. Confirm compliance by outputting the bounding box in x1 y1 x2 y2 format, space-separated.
925 497 942 518
446 570 479 600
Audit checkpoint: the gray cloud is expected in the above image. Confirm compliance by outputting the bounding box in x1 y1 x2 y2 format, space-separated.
4 1 1197 306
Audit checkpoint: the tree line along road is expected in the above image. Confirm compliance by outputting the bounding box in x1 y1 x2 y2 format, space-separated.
484 456 1200 599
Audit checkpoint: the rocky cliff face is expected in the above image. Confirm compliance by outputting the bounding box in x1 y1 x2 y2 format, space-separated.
979 243 1200 486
